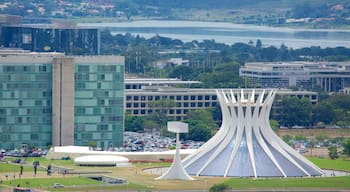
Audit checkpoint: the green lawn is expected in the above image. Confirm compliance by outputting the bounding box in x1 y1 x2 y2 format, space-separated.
223 176 350 189
309 157 350 172
2 157 350 191
0 162 44 173
1 176 147 191
2 176 100 188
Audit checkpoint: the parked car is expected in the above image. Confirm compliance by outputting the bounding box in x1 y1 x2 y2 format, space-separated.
53 183 64 188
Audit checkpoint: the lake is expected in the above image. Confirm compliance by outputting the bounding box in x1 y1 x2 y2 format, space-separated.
78 20 350 48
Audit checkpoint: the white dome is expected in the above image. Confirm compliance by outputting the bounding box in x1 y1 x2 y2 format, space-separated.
74 155 129 166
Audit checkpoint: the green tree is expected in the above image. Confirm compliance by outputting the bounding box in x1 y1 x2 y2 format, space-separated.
196 62 243 88
270 119 279 133
280 96 312 127
184 109 217 141
313 101 336 125
125 113 145 132
294 134 306 141
168 65 196 81
328 146 339 160
147 99 176 135
209 183 229 192
282 134 292 144
342 139 350 157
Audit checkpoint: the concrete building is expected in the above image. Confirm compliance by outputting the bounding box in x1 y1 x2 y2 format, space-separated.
239 62 350 92
124 83 317 121
0 50 124 149
183 89 323 177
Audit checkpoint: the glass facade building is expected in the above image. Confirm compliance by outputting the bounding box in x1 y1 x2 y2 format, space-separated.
0 51 124 150
0 63 53 149
74 60 124 148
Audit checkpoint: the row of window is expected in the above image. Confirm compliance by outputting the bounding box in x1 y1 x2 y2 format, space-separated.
76 65 118 72
0 65 48 72
128 108 196 115
126 95 217 101
0 91 52 98
1 83 51 89
0 108 51 115
126 101 216 108
0 116 51 124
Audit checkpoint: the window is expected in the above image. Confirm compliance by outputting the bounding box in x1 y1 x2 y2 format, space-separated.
191 96 196 100
184 96 189 100
98 100 105 105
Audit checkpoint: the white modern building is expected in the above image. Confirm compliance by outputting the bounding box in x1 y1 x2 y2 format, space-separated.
182 89 323 177
239 62 350 92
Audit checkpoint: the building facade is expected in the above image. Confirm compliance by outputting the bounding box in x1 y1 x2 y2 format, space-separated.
240 62 350 92
0 50 124 149
125 84 318 121
183 89 323 177
0 25 100 55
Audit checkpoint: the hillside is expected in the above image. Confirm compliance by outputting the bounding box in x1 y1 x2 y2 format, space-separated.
133 0 350 9
1 0 350 27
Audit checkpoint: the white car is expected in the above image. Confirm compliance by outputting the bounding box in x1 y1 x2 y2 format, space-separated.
53 183 64 188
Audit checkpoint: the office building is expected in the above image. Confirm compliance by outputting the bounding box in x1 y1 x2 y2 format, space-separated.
239 62 350 92
124 81 318 121
0 24 100 55
0 50 124 149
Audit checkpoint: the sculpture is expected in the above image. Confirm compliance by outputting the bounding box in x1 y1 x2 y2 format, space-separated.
183 89 323 177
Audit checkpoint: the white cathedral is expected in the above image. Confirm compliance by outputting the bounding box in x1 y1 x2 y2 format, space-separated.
183 89 323 177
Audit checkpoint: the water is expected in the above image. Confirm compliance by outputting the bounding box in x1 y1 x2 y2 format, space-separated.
78 20 350 48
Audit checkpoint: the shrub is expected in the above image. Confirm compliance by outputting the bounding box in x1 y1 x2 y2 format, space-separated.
209 183 229 192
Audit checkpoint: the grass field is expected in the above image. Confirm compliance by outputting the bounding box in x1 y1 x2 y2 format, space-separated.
223 176 350 189
1 156 350 191
309 157 350 172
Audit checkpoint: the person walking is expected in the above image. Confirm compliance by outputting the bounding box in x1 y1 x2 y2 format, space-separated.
19 164 23 178
33 161 39 175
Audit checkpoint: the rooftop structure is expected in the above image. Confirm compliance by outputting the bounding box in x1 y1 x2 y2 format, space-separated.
240 61 350 92
125 77 200 90
182 89 323 177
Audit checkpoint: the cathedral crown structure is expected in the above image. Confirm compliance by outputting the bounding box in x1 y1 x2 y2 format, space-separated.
183 89 323 177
